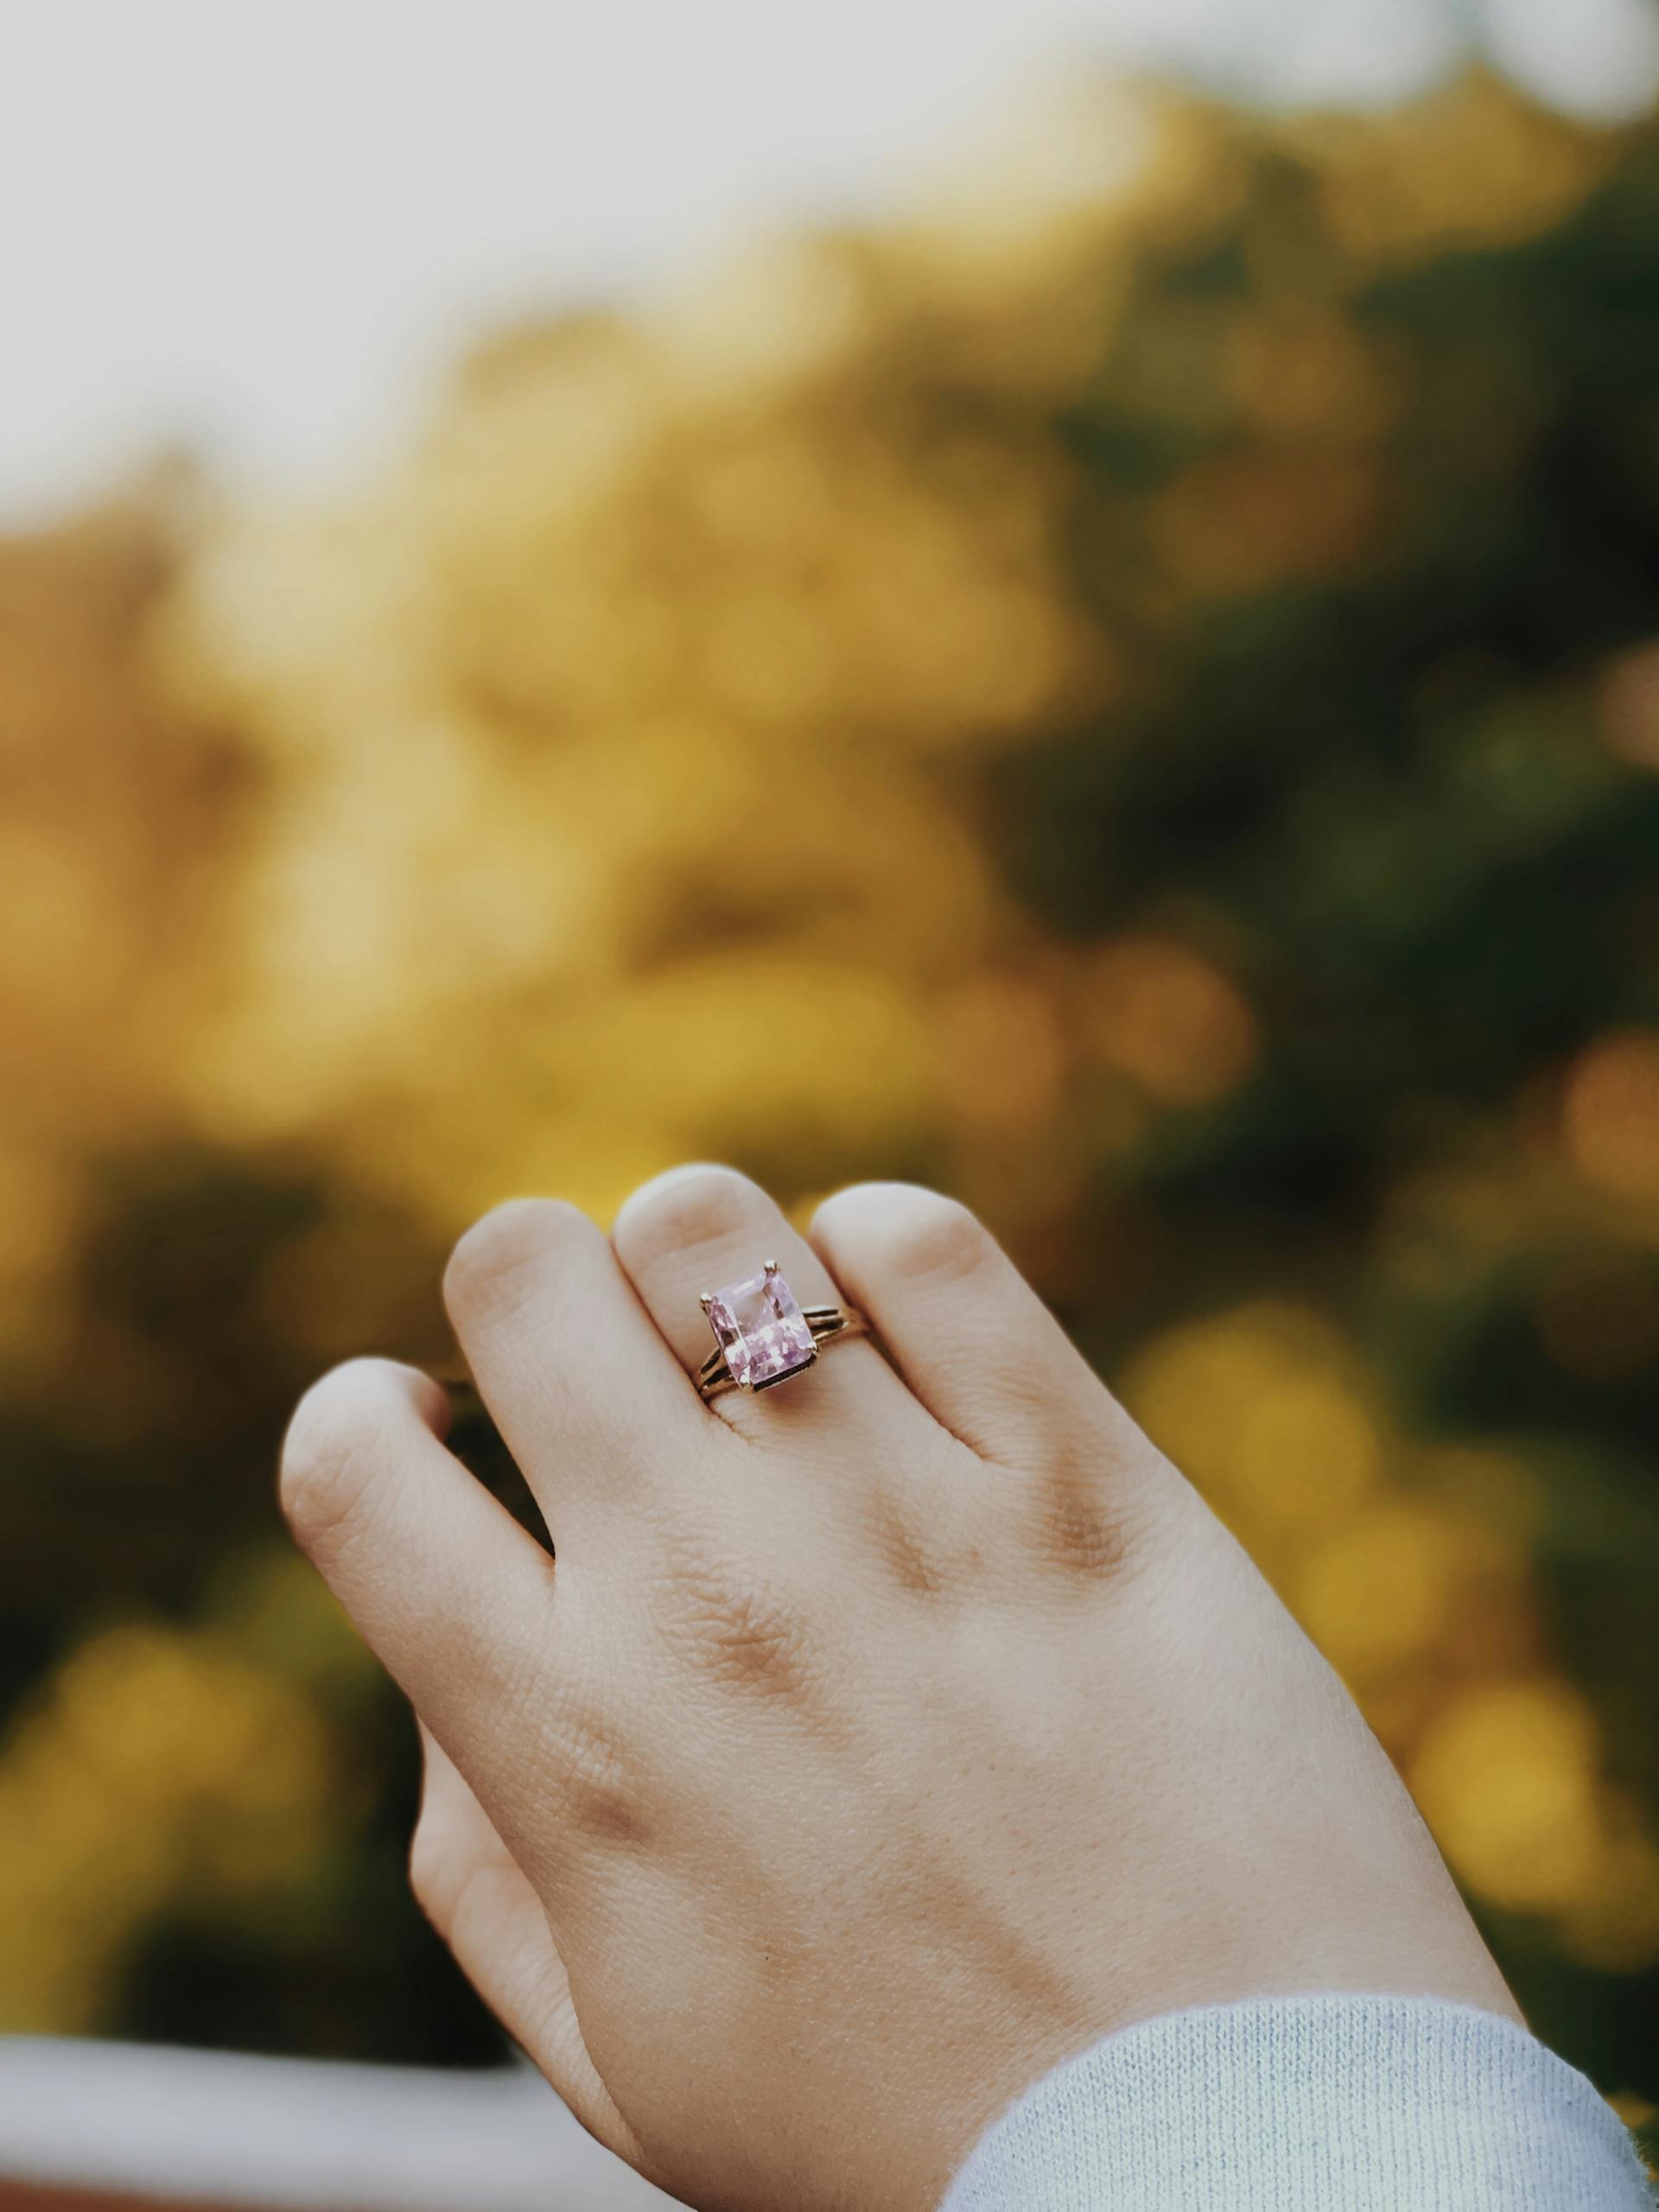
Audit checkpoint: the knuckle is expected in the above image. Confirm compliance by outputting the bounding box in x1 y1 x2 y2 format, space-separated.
278 1359 400 1552
550 1700 645 1845
655 1529 817 1700
822 1185 992 1287
1033 1482 1127 1580
614 1164 759 1262
1023 1423 1174 1586
865 1491 986 1599
443 1198 584 1325
686 1580 813 1697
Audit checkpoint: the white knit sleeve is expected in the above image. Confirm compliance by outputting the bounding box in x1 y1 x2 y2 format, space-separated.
939 1994 1651 2211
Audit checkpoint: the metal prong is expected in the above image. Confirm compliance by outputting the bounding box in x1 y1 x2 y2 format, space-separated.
699 1291 714 1312
764 1258 779 1274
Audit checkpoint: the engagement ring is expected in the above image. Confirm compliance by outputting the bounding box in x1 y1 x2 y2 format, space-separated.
697 1262 867 1400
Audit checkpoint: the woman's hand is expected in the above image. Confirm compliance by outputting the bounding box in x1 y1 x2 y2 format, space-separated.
280 1168 1518 2212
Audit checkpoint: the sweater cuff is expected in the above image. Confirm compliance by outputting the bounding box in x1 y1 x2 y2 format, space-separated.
940 1994 1651 2211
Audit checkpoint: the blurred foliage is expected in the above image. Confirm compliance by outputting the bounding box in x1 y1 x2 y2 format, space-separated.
1 69 1657 2100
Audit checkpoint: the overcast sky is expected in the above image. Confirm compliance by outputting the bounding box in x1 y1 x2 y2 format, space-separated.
2 0 1656 525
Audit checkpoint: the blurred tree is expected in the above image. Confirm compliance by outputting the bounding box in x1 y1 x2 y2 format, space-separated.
0 72 1656 2101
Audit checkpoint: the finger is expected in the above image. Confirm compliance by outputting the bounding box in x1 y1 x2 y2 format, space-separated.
610 1163 910 1428
411 1724 639 2164
279 1358 561 1827
442 1198 700 1531
810 1184 1134 1470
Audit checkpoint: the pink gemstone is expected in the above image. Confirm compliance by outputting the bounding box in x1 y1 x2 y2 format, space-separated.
706 1266 816 1389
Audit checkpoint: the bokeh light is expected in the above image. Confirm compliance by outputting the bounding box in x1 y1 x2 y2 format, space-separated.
0 70 1656 2122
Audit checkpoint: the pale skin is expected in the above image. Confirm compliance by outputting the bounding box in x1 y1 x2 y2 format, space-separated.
280 1166 1522 2212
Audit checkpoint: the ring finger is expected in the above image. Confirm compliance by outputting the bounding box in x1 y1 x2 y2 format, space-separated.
609 1163 911 1432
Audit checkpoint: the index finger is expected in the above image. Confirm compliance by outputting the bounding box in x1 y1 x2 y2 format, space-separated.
279 1357 559 1837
